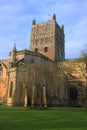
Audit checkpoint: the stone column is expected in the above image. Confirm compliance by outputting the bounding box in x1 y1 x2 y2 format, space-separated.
24 87 28 107
43 86 47 107
31 86 35 107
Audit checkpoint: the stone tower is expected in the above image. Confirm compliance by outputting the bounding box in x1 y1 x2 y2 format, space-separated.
30 14 65 61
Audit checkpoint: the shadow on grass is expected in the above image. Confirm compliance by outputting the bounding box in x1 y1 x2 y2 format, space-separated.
0 104 86 112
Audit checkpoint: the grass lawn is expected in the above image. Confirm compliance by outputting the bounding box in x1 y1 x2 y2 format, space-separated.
0 106 87 130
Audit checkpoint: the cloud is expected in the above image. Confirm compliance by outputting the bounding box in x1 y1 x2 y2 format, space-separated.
65 13 87 59
0 0 87 59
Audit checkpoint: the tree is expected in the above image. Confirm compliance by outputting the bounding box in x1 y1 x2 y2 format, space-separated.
19 62 65 107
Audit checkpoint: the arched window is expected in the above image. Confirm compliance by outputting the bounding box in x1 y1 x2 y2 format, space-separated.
69 87 78 101
69 86 78 106
9 82 13 97
35 48 38 52
0 70 2 77
44 47 48 52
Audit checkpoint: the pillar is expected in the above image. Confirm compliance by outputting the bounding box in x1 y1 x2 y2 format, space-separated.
43 86 47 107
24 87 28 107
31 86 35 107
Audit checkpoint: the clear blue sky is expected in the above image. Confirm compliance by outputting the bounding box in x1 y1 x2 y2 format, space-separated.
0 0 87 59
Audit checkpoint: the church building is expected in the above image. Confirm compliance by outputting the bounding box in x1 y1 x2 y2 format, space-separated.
0 14 86 107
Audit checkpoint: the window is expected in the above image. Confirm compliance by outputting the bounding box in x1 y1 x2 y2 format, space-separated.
35 48 38 52
44 47 48 52
0 70 2 77
45 38 49 43
45 26 49 32
35 40 39 45
69 87 78 101
9 82 13 97
41 38 44 44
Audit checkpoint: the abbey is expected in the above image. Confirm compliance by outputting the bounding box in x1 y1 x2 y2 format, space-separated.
0 14 86 107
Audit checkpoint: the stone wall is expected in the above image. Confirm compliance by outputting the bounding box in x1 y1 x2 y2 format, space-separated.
0 60 9 102
58 60 87 106
6 63 68 106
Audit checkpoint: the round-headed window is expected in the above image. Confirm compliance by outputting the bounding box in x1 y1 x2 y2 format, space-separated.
44 47 48 52
35 48 38 52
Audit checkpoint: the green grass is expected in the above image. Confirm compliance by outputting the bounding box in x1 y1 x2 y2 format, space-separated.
0 105 87 130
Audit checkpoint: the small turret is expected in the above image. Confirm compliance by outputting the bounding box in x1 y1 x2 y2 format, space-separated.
10 44 17 65
32 19 36 25
52 13 56 21
12 44 17 52
61 25 64 32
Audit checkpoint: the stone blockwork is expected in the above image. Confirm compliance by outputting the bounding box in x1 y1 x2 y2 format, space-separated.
0 60 9 102
6 64 68 106
30 14 65 61
6 47 52 106
6 59 87 107
0 46 52 105
58 60 87 106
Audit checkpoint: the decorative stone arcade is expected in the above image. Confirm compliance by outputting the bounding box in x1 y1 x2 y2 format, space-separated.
31 85 47 107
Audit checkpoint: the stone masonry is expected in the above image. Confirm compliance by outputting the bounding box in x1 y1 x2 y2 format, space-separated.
0 14 86 107
30 14 65 61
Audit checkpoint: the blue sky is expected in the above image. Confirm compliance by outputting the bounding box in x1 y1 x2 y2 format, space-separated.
0 0 87 59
